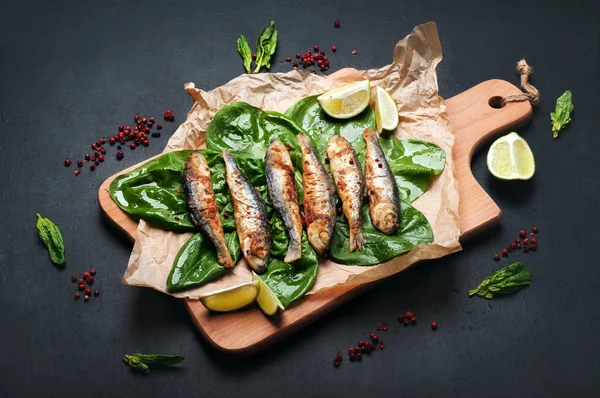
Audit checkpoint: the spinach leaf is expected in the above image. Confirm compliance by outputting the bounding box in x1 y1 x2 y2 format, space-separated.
260 215 319 308
236 35 253 74
551 90 574 139
253 20 277 73
36 213 66 266
330 201 433 265
469 262 532 299
167 231 241 292
380 138 446 202
110 150 196 231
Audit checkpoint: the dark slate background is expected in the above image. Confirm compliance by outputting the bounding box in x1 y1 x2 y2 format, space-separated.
1 0 599 397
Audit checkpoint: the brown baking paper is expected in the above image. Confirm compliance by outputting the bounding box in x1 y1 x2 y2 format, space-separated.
122 22 462 299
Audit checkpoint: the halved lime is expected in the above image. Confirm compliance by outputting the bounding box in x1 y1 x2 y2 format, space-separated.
317 81 371 119
487 132 535 180
253 272 284 316
199 280 259 313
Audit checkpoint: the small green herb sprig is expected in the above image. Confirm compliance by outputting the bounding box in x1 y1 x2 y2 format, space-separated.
469 262 532 299
36 213 65 265
123 353 185 373
237 20 277 74
551 90 574 138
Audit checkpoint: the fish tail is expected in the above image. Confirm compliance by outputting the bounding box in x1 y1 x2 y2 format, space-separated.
349 228 366 252
283 234 302 263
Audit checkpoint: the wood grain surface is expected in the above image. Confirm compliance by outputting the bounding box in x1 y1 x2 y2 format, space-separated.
98 79 531 354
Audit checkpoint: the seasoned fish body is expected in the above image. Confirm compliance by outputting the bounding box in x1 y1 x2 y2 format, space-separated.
296 133 336 255
222 149 271 274
184 151 234 268
327 135 366 252
363 129 401 235
265 139 303 263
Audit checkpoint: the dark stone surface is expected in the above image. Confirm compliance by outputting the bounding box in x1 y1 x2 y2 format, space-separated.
1 0 599 396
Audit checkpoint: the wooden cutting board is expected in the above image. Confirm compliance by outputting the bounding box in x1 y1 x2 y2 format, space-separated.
98 79 531 354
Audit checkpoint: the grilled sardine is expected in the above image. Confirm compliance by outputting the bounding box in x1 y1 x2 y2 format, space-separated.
265 139 303 263
184 151 234 268
327 135 366 252
296 133 336 255
222 149 271 274
363 129 401 235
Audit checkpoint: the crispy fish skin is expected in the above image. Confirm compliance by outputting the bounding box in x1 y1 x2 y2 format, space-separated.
184 151 235 268
327 135 366 252
222 149 271 274
265 139 303 263
296 133 336 255
363 129 401 235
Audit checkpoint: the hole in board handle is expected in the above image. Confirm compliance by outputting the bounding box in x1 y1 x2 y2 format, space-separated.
488 96 505 109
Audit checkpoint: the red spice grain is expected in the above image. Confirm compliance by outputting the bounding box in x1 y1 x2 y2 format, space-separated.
334 20 340 28
331 45 337 52
352 50 358 55
71 275 77 282
74 292 80 299
93 289 99 297
431 321 438 331
378 341 385 349
84 295 90 302
410 317 417 325
494 253 500 261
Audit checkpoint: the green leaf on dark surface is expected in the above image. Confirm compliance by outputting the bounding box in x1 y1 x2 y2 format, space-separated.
123 353 184 373
551 90 574 139
167 232 241 292
36 213 66 265
468 262 532 299
236 35 253 74
253 20 277 73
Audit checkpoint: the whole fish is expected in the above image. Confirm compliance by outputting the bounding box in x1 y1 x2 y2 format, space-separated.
222 149 271 274
296 133 336 255
327 135 366 252
184 151 234 268
363 129 401 235
265 139 303 263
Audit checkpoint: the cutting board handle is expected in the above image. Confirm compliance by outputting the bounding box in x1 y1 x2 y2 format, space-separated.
446 79 532 240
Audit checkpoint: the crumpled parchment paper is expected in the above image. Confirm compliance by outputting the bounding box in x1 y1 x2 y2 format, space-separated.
122 21 462 298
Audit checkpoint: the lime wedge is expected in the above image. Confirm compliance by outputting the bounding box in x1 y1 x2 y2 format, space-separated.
199 280 259 313
253 272 284 316
487 132 535 180
373 86 399 132
317 81 371 119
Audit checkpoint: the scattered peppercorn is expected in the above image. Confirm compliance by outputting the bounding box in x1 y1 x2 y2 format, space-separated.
78 283 85 291
502 248 509 256
431 321 438 331
94 289 99 297
494 253 500 261
519 230 526 237
74 292 80 299
352 50 358 55
71 275 77 282
84 295 90 302
334 20 340 28
532 226 539 234
398 314 404 322
378 341 385 349
410 317 417 325
64 159 72 167
285 56 291 62
116 151 124 160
